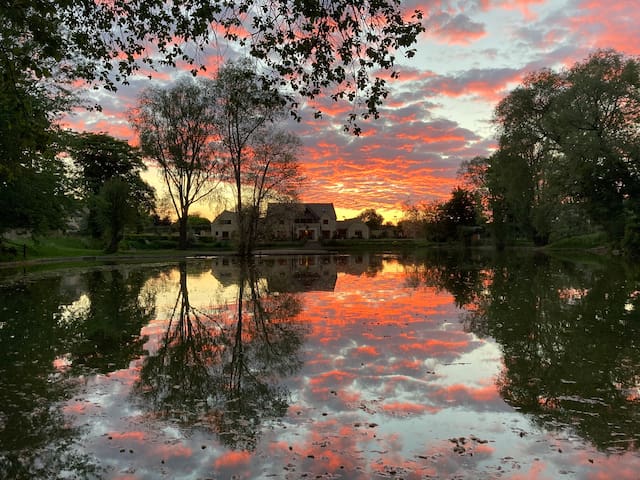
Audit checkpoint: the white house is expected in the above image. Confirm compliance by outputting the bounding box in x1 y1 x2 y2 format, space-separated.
212 203 370 242
210 210 237 240
266 203 338 241
335 218 370 240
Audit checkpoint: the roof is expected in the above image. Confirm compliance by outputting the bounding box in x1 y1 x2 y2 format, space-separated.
267 202 336 220
211 210 236 224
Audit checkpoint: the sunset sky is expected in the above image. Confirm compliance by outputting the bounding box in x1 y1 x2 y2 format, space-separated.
61 0 640 223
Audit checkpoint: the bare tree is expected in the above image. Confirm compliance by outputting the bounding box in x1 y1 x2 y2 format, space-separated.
131 77 221 249
245 129 305 251
213 59 301 256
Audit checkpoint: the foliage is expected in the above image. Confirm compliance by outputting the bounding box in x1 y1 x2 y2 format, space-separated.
68 133 147 195
66 133 155 252
357 208 384 230
0 69 74 237
0 5 79 239
131 77 222 249
486 49 640 250
68 132 155 241
0 1 423 131
0 151 74 236
187 214 212 230
400 188 479 242
435 187 478 240
93 179 134 253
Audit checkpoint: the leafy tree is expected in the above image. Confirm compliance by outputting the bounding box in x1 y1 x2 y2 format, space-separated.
488 49 640 249
0 151 73 236
436 187 478 241
131 77 222 249
400 201 439 239
0 67 74 237
93 179 134 253
67 132 155 246
357 208 384 230
457 156 491 223
0 1 424 131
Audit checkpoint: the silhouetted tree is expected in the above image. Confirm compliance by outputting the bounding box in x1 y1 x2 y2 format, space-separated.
213 60 303 256
131 77 222 249
488 49 640 249
357 208 384 230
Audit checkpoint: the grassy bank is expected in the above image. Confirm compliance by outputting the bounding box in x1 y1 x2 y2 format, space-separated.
1 231 614 266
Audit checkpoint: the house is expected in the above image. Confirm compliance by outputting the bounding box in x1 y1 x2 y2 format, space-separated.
335 218 370 240
211 210 237 240
266 203 337 241
213 203 370 242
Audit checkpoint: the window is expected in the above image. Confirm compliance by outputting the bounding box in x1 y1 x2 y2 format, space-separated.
323 219 328 224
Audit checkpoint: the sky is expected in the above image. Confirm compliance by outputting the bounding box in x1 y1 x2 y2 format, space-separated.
61 0 640 223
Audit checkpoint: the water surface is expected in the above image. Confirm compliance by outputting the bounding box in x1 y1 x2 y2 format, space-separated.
1 251 639 479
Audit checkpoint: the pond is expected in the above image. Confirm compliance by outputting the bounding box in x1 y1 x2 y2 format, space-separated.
1 251 639 479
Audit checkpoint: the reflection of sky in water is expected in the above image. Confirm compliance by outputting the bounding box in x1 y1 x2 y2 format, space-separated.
50 258 640 479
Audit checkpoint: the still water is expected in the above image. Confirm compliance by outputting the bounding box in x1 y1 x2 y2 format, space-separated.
1 251 639 479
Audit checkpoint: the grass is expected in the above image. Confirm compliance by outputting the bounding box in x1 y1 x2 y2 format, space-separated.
547 231 608 250
1 235 103 261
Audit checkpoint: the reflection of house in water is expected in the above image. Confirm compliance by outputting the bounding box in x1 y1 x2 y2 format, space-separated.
209 256 243 287
208 253 382 293
259 255 338 292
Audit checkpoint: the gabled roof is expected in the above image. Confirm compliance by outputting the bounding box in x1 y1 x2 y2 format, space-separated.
211 210 236 224
267 202 336 220
304 203 336 219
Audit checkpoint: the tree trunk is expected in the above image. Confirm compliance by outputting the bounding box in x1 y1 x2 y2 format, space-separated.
178 215 189 250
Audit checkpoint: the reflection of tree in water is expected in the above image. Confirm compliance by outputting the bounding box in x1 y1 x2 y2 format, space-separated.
402 249 490 308
0 267 159 479
69 268 157 373
402 251 640 452
133 260 307 450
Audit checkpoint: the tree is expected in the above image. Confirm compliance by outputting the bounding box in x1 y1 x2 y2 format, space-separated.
0 1 424 131
400 201 439 239
213 59 300 256
357 208 384 230
436 187 478 241
457 156 490 222
0 150 73 236
0 68 74 237
68 132 155 246
93 179 134 253
487 49 640 249
244 129 305 250
558 51 640 241
187 214 212 232
131 77 221 249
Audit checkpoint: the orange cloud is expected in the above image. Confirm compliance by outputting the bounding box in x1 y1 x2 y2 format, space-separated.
213 450 251 469
381 401 440 415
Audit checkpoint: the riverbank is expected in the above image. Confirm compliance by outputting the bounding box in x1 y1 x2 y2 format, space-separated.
0 233 614 272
